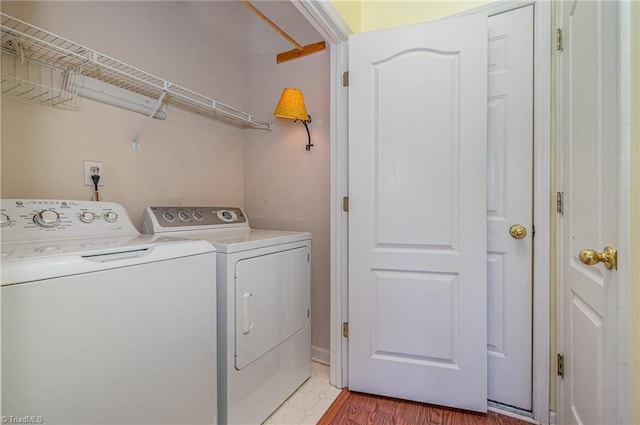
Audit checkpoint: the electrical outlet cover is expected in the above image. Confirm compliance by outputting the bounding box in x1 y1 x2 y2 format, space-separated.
84 160 104 186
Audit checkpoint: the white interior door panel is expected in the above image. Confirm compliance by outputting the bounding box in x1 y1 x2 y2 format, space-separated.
348 13 488 412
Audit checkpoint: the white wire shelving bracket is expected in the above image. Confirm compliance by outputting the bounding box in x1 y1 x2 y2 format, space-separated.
0 12 273 137
132 88 168 150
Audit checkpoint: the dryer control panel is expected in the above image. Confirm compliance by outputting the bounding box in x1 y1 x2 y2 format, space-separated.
143 206 248 233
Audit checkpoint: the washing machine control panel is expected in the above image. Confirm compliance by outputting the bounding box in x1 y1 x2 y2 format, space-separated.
0 199 137 243
145 206 247 230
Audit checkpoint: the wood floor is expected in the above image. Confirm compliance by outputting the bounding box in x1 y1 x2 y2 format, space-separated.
317 390 531 425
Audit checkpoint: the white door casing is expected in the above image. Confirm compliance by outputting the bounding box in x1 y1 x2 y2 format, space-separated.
558 0 619 424
348 14 488 412
487 6 533 411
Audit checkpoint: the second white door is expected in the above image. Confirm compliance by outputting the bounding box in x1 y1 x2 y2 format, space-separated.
487 6 533 411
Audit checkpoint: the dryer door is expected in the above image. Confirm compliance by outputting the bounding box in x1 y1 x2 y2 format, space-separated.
234 246 310 370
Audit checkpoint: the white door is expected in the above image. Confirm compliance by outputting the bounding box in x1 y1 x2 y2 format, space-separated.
487 6 533 410
348 14 488 412
558 1 619 423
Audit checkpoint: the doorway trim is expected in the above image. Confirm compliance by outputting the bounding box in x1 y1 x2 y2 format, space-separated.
293 0 551 423
290 0 350 376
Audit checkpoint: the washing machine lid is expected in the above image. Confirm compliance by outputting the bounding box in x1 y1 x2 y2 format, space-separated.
1 235 215 285
1 199 216 285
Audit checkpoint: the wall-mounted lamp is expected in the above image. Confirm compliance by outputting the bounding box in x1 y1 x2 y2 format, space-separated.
273 88 313 151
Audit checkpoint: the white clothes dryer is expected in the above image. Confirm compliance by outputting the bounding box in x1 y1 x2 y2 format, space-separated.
143 206 311 425
1 199 217 425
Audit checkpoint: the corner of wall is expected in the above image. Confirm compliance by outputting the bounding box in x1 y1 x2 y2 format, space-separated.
330 0 361 33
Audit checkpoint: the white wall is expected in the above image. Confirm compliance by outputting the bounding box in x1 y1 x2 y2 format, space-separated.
1 1 248 228
242 4 331 359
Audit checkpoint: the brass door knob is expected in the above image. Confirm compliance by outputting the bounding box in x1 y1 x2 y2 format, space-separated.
509 224 527 239
578 246 618 270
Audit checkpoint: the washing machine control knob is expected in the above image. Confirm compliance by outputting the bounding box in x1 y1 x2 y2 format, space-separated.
178 211 190 221
217 210 237 222
80 212 96 223
34 210 61 228
162 211 175 222
0 213 10 227
193 211 204 221
104 212 119 223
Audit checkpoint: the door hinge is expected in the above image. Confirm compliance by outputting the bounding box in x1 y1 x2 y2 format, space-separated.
342 322 349 338
532 225 536 238
342 71 349 87
343 196 349 212
308 253 310 262
557 192 564 215
556 28 563 51
557 353 565 378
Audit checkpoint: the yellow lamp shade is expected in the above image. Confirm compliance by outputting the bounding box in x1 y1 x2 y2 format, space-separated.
273 88 309 121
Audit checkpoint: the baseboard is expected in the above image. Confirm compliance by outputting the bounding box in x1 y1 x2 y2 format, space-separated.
312 345 330 365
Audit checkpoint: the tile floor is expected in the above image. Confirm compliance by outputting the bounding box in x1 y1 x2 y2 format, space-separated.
264 362 341 425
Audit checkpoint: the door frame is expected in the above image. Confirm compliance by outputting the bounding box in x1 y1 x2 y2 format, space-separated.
554 1 633 424
293 0 551 423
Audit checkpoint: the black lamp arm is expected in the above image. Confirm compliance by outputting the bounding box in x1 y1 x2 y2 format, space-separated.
295 115 313 151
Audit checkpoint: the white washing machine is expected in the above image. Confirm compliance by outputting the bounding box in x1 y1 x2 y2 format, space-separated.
1 199 217 425
143 206 311 425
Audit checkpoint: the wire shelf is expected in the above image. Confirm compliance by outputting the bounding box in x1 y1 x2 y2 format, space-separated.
0 12 272 130
1 73 78 109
